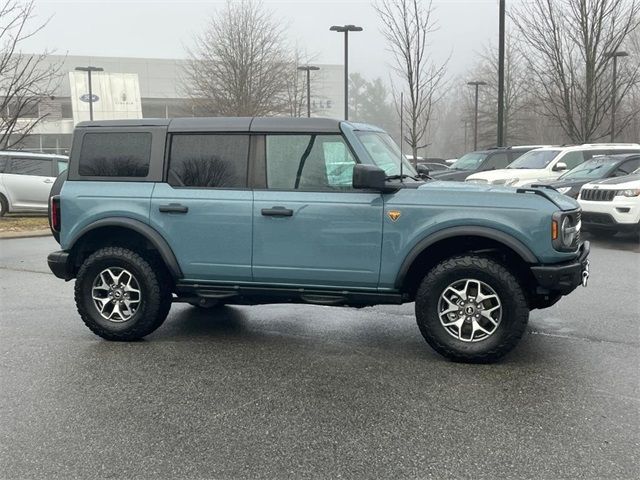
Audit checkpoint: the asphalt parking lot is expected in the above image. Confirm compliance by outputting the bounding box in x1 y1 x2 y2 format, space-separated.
0 234 638 479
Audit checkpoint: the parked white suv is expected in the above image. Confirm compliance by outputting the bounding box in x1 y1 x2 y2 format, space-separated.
466 144 640 187
0 151 68 216
578 169 640 234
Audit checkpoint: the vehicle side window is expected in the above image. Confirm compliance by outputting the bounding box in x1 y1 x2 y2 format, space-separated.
168 134 249 188
6 158 52 176
559 151 585 170
613 158 640 177
266 134 356 190
79 132 151 177
0 157 6 173
484 152 509 170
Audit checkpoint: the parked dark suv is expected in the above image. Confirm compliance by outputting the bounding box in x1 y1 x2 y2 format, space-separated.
430 146 544 182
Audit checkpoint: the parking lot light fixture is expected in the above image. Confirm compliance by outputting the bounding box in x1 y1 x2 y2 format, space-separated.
75 66 104 121
330 24 363 121
297 65 320 118
467 81 487 151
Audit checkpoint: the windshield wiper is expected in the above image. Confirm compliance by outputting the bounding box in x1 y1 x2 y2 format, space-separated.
386 173 422 181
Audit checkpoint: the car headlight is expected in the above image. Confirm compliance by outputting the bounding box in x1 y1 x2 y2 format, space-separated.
552 211 581 251
557 186 572 194
616 189 640 197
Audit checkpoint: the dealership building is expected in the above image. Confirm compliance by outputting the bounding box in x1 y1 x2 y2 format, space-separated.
14 55 344 155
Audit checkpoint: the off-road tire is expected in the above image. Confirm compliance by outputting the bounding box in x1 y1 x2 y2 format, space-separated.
415 254 529 363
75 247 172 340
0 194 8 217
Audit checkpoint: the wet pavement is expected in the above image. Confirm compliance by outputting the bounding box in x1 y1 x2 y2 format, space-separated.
0 233 638 479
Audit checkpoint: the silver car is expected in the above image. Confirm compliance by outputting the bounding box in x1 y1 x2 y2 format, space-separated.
0 151 68 216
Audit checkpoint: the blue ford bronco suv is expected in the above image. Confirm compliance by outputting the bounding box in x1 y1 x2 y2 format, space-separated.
47 117 589 363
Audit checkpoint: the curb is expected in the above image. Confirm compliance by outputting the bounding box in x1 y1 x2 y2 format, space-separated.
0 229 52 239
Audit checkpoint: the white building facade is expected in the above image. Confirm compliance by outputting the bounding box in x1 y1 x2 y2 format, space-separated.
14 55 344 155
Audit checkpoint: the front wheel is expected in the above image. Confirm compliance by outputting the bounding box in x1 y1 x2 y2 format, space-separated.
75 247 172 340
415 255 529 363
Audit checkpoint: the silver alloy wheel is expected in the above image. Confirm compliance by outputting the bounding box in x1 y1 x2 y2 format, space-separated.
91 267 141 322
438 278 502 342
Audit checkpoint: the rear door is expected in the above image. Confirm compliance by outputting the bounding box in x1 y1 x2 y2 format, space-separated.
251 133 383 288
2 157 55 210
149 133 253 282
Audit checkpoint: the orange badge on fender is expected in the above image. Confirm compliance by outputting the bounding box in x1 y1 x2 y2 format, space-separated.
387 210 401 222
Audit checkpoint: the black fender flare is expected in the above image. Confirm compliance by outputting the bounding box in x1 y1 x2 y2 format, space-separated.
394 226 538 289
68 217 183 279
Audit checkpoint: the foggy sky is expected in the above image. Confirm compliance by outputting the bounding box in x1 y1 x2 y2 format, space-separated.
23 0 511 83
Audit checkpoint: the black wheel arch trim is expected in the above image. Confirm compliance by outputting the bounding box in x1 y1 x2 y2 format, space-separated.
67 217 183 279
394 226 539 289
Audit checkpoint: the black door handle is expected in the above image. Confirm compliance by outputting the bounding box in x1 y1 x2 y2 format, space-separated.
159 203 188 214
261 206 293 217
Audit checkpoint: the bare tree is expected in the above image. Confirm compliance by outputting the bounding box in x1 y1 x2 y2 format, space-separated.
511 0 640 143
184 0 290 117
375 0 448 160
463 37 534 147
0 0 61 150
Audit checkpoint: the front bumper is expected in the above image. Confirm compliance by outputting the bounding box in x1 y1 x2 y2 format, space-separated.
47 250 74 280
578 197 640 228
530 241 590 295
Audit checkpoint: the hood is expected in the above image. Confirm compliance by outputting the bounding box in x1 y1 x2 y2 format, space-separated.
587 173 640 187
545 178 590 189
417 180 579 211
428 169 471 181
466 168 552 183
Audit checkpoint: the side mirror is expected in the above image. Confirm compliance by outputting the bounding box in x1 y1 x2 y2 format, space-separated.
416 164 430 176
553 162 568 172
353 164 387 190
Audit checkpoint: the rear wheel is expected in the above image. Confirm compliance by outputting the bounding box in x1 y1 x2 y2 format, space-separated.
75 247 172 340
415 254 529 363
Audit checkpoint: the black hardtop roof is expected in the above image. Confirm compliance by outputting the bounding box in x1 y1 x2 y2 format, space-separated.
76 117 344 133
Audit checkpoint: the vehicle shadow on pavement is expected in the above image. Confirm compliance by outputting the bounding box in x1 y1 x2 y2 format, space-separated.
582 231 640 252
143 303 550 366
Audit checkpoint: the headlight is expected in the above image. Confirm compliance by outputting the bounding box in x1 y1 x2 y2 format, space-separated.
616 189 640 197
552 211 581 251
557 186 572 194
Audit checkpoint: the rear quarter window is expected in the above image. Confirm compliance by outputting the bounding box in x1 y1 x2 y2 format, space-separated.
79 132 151 177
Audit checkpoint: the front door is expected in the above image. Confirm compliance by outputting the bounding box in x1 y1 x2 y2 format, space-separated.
252 133 383 288
149 133 253 282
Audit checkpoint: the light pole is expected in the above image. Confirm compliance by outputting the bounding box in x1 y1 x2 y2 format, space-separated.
330 24 363 121
467 81 487 150
607 51 629 142
75 66 104 121
297 65 320 118
497 0 506 147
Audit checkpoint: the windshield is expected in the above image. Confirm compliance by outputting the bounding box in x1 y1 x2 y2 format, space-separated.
507 150 561 169
450 152 488 170
356 131 417 177
559 158 617 180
